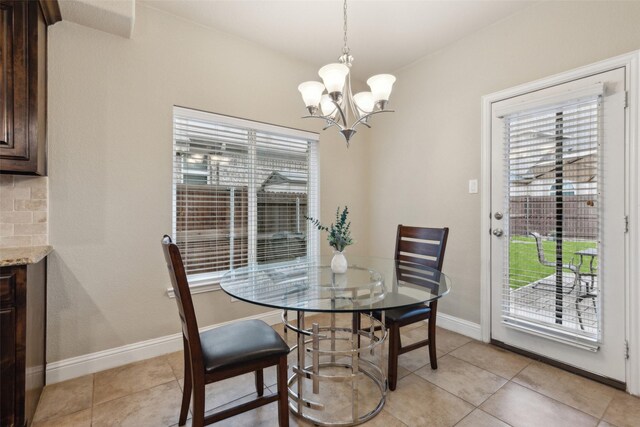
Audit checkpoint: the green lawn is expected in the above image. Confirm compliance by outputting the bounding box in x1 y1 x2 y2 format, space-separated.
509 235 597 289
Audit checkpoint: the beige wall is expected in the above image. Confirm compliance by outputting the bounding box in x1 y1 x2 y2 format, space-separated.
47 4 370 362
48 0 640 363
367 1 640 323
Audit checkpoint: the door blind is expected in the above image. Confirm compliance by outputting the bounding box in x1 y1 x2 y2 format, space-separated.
502 92 601 343
172 107 319 283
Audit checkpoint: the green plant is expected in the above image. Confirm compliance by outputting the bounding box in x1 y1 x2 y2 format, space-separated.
306 206 354 252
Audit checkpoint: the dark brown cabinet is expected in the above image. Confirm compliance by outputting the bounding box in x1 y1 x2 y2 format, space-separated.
0 0 60 175
0 307 17 426
0 259 46 427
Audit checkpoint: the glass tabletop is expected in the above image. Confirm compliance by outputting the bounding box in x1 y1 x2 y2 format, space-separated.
220 255 451 312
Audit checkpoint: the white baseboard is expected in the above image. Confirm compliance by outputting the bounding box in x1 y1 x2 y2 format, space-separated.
46 310 283 385
436 312 483 341
46 310 481 385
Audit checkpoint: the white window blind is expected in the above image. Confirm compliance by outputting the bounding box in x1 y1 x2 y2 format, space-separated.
172 107 319 286
502 91 602 343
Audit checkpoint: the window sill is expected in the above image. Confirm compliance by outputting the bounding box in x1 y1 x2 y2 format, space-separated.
166 275 223 298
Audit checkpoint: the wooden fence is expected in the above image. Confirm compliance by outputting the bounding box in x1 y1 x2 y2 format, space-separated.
509 195 597 239
175 184 307 274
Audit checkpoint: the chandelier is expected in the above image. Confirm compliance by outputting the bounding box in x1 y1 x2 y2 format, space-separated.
297 0 396 146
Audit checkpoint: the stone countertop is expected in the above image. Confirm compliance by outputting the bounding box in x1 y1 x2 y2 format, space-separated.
0 245 53 267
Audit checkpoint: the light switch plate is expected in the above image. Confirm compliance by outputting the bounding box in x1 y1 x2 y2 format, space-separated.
469 179 478 194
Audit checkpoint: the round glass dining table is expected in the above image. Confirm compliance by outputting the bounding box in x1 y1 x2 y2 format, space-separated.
220 255 451 427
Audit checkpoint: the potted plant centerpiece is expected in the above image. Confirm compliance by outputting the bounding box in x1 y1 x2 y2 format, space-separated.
306 206 354 273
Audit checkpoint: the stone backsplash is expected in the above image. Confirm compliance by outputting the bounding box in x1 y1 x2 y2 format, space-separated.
0 175 48 247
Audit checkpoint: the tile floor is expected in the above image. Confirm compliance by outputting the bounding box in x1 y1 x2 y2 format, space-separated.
32 319 640 427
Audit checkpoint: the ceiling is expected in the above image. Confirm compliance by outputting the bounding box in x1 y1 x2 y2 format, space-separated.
144 0 537 81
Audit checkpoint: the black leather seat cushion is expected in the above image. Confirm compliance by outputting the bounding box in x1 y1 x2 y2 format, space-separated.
200 319 290 373
373 304 431 324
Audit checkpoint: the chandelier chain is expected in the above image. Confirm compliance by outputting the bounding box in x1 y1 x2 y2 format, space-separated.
343 0 349 54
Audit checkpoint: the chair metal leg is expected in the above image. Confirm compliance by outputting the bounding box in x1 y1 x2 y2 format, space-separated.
179 341 192 426
576 296 585 331
428 302 438 369
255 369 264 396
277 356 289 427
388 323 401 391
283 310 288 342
354 312 361 348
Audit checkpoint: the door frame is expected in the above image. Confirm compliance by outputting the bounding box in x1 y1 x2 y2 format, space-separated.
480 51 640 395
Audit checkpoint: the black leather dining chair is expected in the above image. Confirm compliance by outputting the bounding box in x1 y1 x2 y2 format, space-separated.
379 225 449 391
161 235 290 426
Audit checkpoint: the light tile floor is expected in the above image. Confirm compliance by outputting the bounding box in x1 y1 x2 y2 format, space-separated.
33 319 640 427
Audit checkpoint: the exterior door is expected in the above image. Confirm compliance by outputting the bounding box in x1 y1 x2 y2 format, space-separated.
490 67 627 382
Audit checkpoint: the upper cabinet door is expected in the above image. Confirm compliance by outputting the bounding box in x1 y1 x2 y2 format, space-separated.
1 1 27 157
0 4 11 150
0 0 47 175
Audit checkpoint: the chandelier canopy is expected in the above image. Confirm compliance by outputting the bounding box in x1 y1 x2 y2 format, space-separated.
297 0 396 146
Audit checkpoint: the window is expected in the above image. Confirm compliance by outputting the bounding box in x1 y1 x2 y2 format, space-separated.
172 107 319 289
548 181 575 196
503 90 601 341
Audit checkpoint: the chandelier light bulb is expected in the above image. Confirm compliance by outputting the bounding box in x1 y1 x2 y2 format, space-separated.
353 92 374 116
298 81 325 110
318 63 349 96
367 74 396 105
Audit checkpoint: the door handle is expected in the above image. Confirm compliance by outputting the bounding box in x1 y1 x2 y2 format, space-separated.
492 228 504 237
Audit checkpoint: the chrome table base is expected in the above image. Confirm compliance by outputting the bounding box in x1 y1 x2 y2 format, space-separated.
283 311 387 426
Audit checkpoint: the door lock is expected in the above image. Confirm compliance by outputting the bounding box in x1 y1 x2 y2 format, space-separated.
492 228 504 237
494 212 503 220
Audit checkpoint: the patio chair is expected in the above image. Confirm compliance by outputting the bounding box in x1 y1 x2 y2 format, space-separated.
529 232 581 293
530 232 595 330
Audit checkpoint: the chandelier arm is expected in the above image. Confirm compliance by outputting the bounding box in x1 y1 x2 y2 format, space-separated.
331 100 348 129
321 115 345 130
301 114 346 131
320 116 344 131
351 109 395 130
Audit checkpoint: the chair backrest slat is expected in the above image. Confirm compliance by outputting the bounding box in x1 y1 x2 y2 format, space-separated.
396 253 438 268
394 225 449 271
397 239 442 259
161 235 203 366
